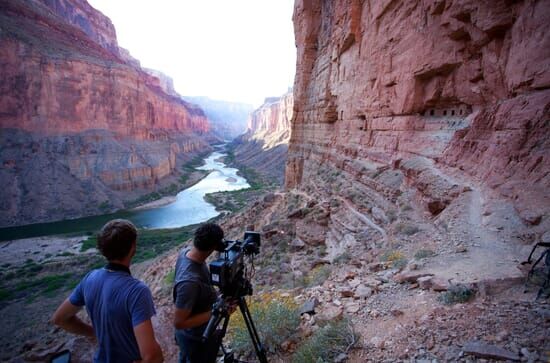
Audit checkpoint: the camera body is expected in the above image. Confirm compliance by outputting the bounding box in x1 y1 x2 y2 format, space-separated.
209 231 260 297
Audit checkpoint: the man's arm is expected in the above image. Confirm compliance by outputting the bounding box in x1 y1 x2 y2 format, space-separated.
51 298 94 337
133 319 163 363
174 308 211 330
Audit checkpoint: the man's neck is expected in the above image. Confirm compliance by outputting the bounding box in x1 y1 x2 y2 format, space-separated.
186 247 210 264
109 257 131 268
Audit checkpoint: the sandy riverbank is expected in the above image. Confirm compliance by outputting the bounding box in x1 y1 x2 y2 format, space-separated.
0 235 92 266
130 196 177 211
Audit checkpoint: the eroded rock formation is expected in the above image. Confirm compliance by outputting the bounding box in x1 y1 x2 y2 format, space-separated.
287 0 549 229
231 91 293 184
0 0 214 226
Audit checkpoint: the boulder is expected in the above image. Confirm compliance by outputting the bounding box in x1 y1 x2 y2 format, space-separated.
299 298 319 316
354 284 373 299
463 341 520 361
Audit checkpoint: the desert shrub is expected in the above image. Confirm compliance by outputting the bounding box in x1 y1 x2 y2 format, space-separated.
99 200 111 212
292 318 358 363
395 222 420 235
333 252 352 265
305 265 331 287
392 258 408 270
414 249 435 260
0 288 11 302
228 292 300 355
381 250 408 270
80 236 97 252
381 250 404 263
387 210 397 223
57 251 75 257
438 284 475 305
164 269 175 285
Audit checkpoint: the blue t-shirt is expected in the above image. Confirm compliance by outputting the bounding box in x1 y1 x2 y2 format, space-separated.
69 268 156 363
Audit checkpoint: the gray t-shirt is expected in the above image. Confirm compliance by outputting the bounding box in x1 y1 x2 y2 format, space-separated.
173 247 218 336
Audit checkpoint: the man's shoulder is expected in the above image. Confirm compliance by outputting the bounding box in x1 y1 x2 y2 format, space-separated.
124 276 152 293
79 268 104 285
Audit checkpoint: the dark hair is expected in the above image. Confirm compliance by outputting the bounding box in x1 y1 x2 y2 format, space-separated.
194 223 224 252
97 219 137 261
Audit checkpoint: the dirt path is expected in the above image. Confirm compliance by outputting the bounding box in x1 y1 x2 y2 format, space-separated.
338 197 388 243
417 166 530 289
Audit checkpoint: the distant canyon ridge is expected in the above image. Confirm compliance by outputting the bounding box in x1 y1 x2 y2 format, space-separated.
232 91 294 184
0 0 256 227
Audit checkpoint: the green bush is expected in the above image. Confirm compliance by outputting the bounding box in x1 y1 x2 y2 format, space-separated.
381 250 408 270
305 265 331 287
333 252 352 265
392 258 408 270
164 269 175 285
414 249 435 260
0 288 11 302
292 318 358 363
228 292 300 355
395 223 420 235
80 236 97 252
438 284 475 305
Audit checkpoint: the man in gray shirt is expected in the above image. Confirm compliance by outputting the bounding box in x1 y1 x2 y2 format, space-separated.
173 223 235 363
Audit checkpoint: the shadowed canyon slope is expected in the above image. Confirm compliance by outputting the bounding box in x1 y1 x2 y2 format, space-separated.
0 0 215 227
231 91 293 184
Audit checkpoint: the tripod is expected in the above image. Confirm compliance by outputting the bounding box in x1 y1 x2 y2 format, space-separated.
202 295 268 363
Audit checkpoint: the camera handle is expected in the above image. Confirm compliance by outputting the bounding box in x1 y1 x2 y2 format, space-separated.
202 296 268 363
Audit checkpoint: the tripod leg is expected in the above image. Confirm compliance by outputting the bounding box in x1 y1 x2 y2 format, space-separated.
238 297 268 363
536 252 550 300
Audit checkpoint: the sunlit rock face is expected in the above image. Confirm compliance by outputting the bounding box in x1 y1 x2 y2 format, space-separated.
0 0 214 227
287 0 549 227
232 91 293 184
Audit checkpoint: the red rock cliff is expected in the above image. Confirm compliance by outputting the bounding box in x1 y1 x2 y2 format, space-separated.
0 0 213 226
246 91 293 149
287 0 549 227
232 91 293 184
0 0 209 137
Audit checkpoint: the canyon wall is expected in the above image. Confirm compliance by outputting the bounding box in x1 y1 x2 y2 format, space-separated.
0 0 214 227
184 96 254 140
287 0 549 230
232 91 293 184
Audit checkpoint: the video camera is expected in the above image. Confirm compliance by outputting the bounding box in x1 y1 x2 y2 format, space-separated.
209 231 260 297
204 231 268 363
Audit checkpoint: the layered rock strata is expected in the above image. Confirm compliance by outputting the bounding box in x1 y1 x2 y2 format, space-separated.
287 0 549 230
0 0 213 226
231 91 293 184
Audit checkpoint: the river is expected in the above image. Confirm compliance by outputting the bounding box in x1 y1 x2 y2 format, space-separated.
0 150 249 241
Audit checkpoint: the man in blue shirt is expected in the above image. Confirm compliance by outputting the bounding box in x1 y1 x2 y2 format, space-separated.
51 219 163 363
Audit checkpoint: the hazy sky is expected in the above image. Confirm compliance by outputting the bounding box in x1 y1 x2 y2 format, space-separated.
88 0 296 107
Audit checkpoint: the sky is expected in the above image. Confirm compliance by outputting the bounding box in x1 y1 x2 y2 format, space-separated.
88 0 296 107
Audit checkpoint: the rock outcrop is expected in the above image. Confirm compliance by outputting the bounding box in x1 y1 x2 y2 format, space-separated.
231 91 293 184
0 0 214 226
287 0 549 230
